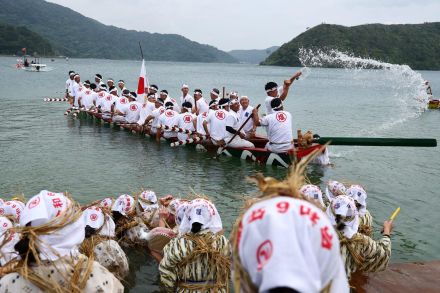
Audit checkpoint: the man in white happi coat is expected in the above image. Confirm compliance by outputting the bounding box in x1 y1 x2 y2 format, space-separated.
203 98 231 146
117 80 127 94
264 71 302 115
144 98 166 136
238 95 256 138
179 84 194 110
253 98 294 153
71 73 83 107
225 99 255 148
79 82 97 109
65 71 75 102
196 100 217 136
161 90 181 113
137 92 156 126
193 89 209 115
112 89 131 123
158 102 179 139
124 92 142 123
176 102 197 141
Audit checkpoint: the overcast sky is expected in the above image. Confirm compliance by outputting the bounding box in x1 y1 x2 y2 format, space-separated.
47 0 440 51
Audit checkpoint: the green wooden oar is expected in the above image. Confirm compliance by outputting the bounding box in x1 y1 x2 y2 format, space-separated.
313 135 437 147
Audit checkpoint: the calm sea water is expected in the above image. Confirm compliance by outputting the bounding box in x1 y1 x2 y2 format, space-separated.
1 56 439 292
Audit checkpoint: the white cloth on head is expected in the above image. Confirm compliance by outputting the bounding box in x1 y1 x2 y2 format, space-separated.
83 206 105 229
112 194 135 216
180 198 222 234
326 195 359 239
0 216 20 266
238 197 349 293
346 185 367 216
20 190 85 261
99 197 114 210
325 180 347 202
175 201 190 228
0 200 25 223
300 184 325 207
138 190 158 211
100 214 116 238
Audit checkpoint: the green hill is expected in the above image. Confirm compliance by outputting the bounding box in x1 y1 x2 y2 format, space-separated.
0 23 54 56
261 23 440 70
228 46 280 64
0 0 236 63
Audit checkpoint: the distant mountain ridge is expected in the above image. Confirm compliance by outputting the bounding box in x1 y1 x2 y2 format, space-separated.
0 23 54 56
228 46 279 64
262 23 440 70
0 0 236 63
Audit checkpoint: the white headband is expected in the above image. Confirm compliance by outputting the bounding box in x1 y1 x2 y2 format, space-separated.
210 91 219 97
265 87 277 93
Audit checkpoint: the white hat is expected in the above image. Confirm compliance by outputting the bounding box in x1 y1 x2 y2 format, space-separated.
112 194 135 216
20 190 85 261
326 195 359 239
0 200 25 223
237 197 349 292
346 185 367 216
299 184 325 207
0 216 21 266
99 197 114 210
180 198 222 234
138 190 158 211
83 206 105 230
181 84 189 89
325 180 346 202
239 95 249 101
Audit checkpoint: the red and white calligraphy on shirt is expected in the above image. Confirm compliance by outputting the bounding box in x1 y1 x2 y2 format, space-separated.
215 111 226 120
183 114 192 123
28 196 41 209
165 110 175 118
130 104 138 111
275 112 287 122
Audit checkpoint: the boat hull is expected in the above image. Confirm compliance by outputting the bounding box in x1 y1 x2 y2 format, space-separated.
73 110 326 167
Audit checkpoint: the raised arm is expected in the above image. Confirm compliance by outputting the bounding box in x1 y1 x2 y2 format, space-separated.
279 70 302 101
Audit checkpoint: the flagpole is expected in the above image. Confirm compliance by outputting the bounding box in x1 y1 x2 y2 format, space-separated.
139 42 144 60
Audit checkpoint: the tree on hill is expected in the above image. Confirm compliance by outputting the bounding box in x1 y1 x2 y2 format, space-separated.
261 23 440 70
0 23 54 56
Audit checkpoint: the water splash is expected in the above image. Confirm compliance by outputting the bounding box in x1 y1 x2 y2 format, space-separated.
298 48 429 135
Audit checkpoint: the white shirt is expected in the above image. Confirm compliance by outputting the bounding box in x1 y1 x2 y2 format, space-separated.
195 98 209 115
165 97 181 113
260 110 293 144
176 112 196 141
95 91 108 109
100 93 117 113
151 107 165 130
72 82 82 106
265 96 277 115
125 101 142 123
65 78 74 94
196 111 210 135
205 109 229 141
114 97 130 113
238 105 254 134
81 89 97 109
180 94 194 109
225 110 241 139
158 109 179 138
137 102 156 125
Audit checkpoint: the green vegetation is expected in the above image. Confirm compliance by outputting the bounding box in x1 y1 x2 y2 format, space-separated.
0 0 236 63
262 23 440 70
228 46 280 64
0 23 53 55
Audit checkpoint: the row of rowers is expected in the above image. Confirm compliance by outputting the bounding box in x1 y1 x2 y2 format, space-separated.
0 179 393 292
66 70 304 153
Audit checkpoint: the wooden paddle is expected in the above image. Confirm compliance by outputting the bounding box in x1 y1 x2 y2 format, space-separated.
312 135 437 147
216 104 261 156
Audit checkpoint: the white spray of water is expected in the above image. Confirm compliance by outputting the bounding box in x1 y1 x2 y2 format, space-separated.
298 48 429 136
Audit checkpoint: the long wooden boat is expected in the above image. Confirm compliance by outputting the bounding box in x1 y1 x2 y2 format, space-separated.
74 109 326 168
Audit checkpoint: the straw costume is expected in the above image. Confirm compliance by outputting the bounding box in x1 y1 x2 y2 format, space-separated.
81 206 129 280
0 190 123 293
230 153 349 293
326 195 391 279
159 199 230 293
